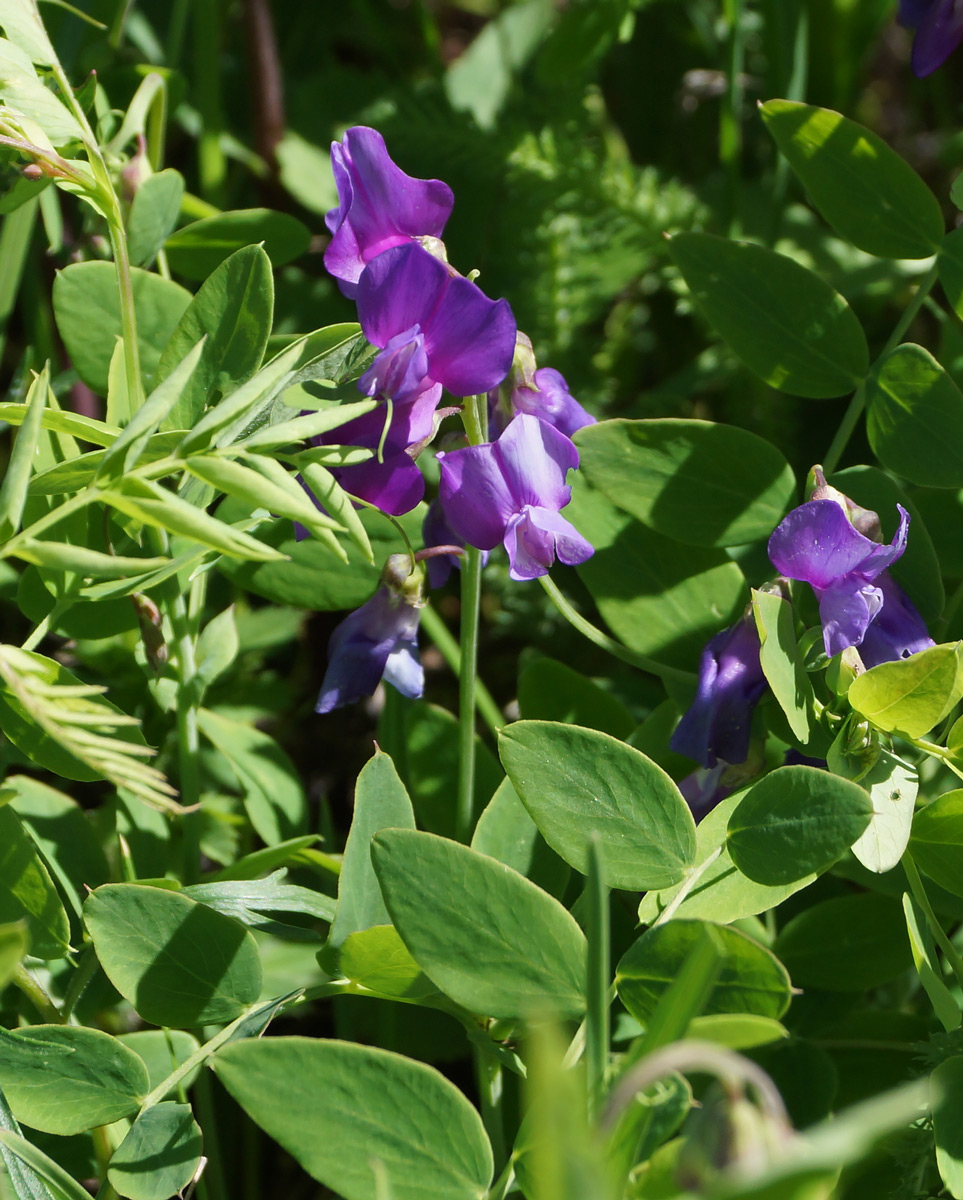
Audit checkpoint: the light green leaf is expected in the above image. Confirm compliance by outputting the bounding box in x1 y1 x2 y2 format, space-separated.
910 790 963 897
127 169 185 268
848 642 963 738
616 919 791 1024
866 344 963 488
195 604 239 690
184 870 335 938
0 807 69 957
903 893 960 1032
83 883 263 1027
761 100 943 259
498 721 695 890
727 765 873 885
300 461 374 564
668 231 869 398
372 829 587 1018
0 363 46 540
328 751 415 954
214 1037 493 1200
0 921 25 989
108 1103 202 1200
339 925 439 1002
157 244 274 429
0 37 80 143
197 707 306 845
850 750 918 875
574 419 796 548
0 0 56 65
752 588 816 745
52 261 191 394
164 208 310 280
0 1025 147 1135
0 1130 91 1200
687 1013 789 1050
115 1030 202 1100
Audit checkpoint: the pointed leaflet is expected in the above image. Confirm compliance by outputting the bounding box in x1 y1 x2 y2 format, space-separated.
0 364 47 540
0 807 69 958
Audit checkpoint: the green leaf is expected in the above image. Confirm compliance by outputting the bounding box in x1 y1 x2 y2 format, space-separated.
0 1025 148 1135
866 344 963 488
184 869 335 938
157 244 274 429
194 604 238 691
0 921 26 989
0 1081 55 1200
616 919 791 1024
108 1103 202 1200
910 790 963 897
9 540 169 578
574 419 796 548
932 1056 963 1198
939 227 963 321
83 883 262 1027
0 1130 91 1200
115 1030 203 1100
328 751 415 954
371 829 586 1018
339 925 440 1002
848 642 963 738
760 100 943 259
197 707 306 845
0 37 81 144
0 363 46 540
774 893 912 991
638 789 817 926
687 1013 789 1050
667 232 869 398
0 806 69 958
902 893 960 1032
517 656 633 739
127 169 185 268
205 834 319 883
300 461 374 564
498 721 695 890
727 765 873 885
850 750 918 875
752 588 816 745
470 779 570 900
0 401 119 446
213 1037 493 1200
569 480 747 670
0 0 56 65
52 261 191 394
165 208 311 280
99 475 286 562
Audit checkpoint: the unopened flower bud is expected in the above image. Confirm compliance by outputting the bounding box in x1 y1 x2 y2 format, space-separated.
676 1083 793 1191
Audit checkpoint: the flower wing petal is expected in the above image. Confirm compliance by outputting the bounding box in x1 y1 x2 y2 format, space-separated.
438 443 516 551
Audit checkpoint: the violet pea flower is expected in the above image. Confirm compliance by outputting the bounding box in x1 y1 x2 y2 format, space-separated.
768 498 931 660
489 333 595 438
324 126 454 298
897 0 963 76
670 614 767 770
357 243 517 399
437 414 593 582
421 497 488 588
316 555 425 714
857 572 935 668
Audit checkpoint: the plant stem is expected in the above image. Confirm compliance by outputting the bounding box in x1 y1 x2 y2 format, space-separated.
420 604 503 737
584 835 610 1122
538 574 697 684
652 845 724 928
822 261 939 474
61 947 99 1021
474 1048 506 1174
169 586 203 882
11 964 63 1024
903 850 963 991
721 0 745 238
456 545 483 843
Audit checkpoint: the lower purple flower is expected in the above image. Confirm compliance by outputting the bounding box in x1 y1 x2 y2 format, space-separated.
898 0 963 76
436 413 593 581
489 334 596 438
316 555 425 714
670 613 767 769
858 572 935 667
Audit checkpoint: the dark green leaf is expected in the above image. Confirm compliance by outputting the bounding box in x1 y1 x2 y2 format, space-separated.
165 208 311 280
0 807 69 958
127 170 185 268
108 1103 202 1200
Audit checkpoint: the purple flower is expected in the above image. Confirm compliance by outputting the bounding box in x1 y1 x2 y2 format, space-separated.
357 243 517 399
858 572 935 668
421 497 487 588
306 385 441 517
437 414 593 582
324 126 454 298
489 334 596 438
316 555 425 713
670 614 767 770
898 0 963 76
767 498 933 660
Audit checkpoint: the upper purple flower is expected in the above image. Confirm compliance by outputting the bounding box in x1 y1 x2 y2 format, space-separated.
324 126 454 298
316 555 425 713
768 497 934 663
897 0 963 76
357 243 517 398
670 614 767 770
437 413 593 581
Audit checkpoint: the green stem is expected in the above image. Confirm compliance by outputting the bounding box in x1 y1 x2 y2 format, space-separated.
11 964 63 1024
823 262 939 475
584 835 610 1122
938 577 963 639
193 0 228 204
420 604 503 737
538 574 697 684
192 1069 227 1200
911 737 963 784
474 1048 506 1174
61 947 99 1021
903 850 963 991
456 545 483 843
721 0 745 238
652 845 724 928
169 584 203 882
486 1161 516 1200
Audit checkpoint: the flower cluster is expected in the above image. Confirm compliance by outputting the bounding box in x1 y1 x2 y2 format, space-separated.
312 128 594 712
671 471 935 818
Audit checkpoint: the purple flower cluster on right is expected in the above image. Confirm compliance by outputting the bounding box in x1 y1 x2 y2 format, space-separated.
671 472 935 817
